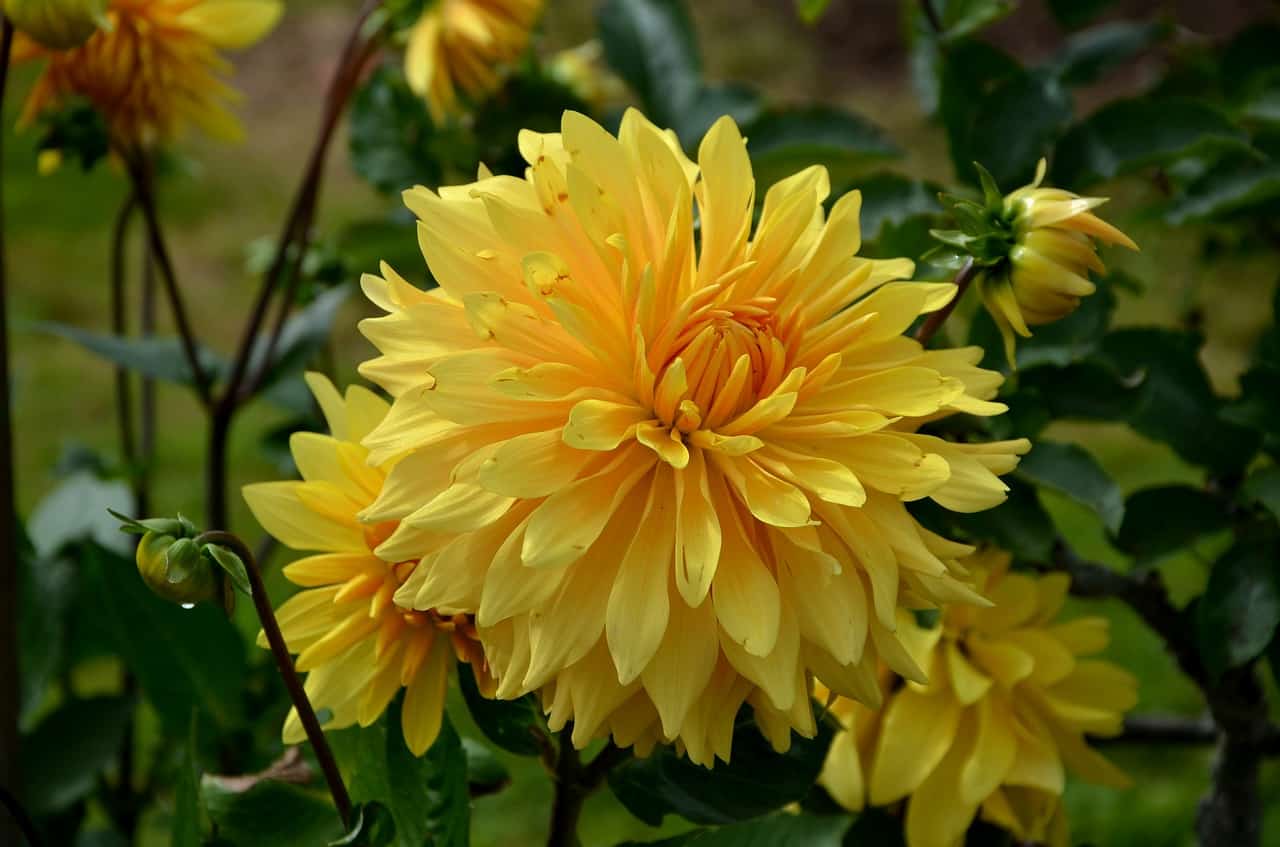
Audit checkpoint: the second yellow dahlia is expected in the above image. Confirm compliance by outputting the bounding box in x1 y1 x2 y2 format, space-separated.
819 548 1138 847
358 109 1031 765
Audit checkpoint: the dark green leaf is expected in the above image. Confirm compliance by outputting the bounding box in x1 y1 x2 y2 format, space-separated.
18 543 75 726
1242 466 1280 523
855 173 943 244
337 216 425 290
31 321 225 389
970 274 1117 372
330 803 396 847
419 713 469 847
609 708 834 826
597 0 702 130
205 544 250 596
246 285 350 400
36 100 110 172
1115 485 1229 563
1046 21 1169 87
1046 0 1115 30
1196 528 1280 676
471 68 592 175
620 812 851 846
174 716 204 847
952 478 1055 562
674 83 763 151
844 808 907 846
746 106 897 189
795 0 832 24
934 0 1018 41
1016 441 1124 533
349 65 443 194
458 661 545 756
28 471 133 558
203 778 343 847
81 544 247 733
21 695 133 816
1054 97 1252 189
461 737 510 794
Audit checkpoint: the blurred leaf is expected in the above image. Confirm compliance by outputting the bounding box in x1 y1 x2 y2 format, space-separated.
336 216 425 289
419 713 469 847
954 478 1055 561
28 471 133 558
206 544 250 597
1242 466 1280 523
203 778 343 847
349 64 442 194
843 808 907 846
35 100 110 172
1098 328 1259 472
931 0 1018 41
461 737 510 795
1016 441 1124 533
1046 21 1170 87
21 695 133 816
621 812 851 845
472 67 591 175
330 803 396 847
1054 97 1252 189
971 274 1118 372
1196 527 1280 677
598 0 701 130
1046 0 1115 30
795 0 832 24
81 543 248 733
854 172 943 243
1164 159 1280 225
32 321 226 389
608 708 833 826
18 540 75 726
174 716 204 847
458 662 545 756
1115 485 1229 563
675 83 763 151
246 285 350 400
746 106 898 188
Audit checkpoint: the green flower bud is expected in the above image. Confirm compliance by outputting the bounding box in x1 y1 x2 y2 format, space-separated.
3 0 108 50
136 531 218 606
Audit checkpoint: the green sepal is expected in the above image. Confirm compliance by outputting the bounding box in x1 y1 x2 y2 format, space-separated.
204 544 252 597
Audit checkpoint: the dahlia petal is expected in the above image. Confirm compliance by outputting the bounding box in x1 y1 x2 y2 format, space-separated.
524 547 619 690
179 0 282 49
756 444 867 508
781 539 866 666
715 453 812 528
402 636 451 755
816 366 965 417
869 686 961 804
696 116 754 284
641 585 718 736
304 372 348 440
1005 718 1065 794
282 553 381 588
403 482 515 533
947 640 993 705
479 519 566 626
904 740 979 847
478 429 595 497
607 471 676 684
1046 618 1110 655
674 449 721 607
821 729 867 812
968 638 1035 687
721 601 801 711
711 485 782 656
960 695 1018 806
242 481 366 553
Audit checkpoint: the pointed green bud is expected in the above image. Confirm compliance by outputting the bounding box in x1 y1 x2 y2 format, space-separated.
136 531 218 606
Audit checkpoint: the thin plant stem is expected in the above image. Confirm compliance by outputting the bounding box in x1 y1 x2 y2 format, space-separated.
914 258 976 345
545 739 629 847
139 243 156 518
110 194 139 500
0 18 23 846
196 531 351 828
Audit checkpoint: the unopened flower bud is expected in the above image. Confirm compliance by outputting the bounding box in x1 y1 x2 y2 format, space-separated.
136 531 218 605
3 0 108 50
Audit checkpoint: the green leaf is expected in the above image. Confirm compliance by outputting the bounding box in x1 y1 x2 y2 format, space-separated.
608 708 834 826
597 0 702 131
852 172 943 244
933 0 1018 41
246 285 350 401
21 695 133 816
28 471 134 558
18 541 75 726
1242 466 1280 523
620 812 851 846
795 0 832 24
1053 97 1252 189
1196 527 1280 677
205 544 250 596
970 273 1118 372
951 478 1055 562
203 778 343 847
1046 21 1169 87
349 64 443 194
330 803 396 847
1016 441 1124 533
458 661 545 756
32 321 225 389
1164 160 1280 224
673 83 763 151
174 716 204 847
745 106 897 189
418 712 470 847
81 544 248 734
461 737 510 795
1115 485 1229 564
1046 0 1115 30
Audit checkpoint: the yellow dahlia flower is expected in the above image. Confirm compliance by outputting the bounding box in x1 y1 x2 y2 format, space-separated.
405 0 543 123
14 0 283 148
356 109 1031 765
979 160 1137 363
243 374 492 756
818 548 1137 847
4 0 108 50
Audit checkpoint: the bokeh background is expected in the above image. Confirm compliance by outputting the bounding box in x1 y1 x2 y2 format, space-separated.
6 1 1280 844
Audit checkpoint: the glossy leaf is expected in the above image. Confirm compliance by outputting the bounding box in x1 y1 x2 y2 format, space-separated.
461 737 510 795
203 778 343 847
1164 160 1280 224
620 812 851 846
1016 441 1124 533
597 0 701 130
21 695 133 816
608 708 834 826
953 478 1056 562
32 321 225 389
349 65 442 194
1115 485 1229 563
745 106 898 188
1242 466 1280 523
855 172 943 244
458 662 545 756
931 0 1018 41
1196 528 1280 677
1046 21 1169 87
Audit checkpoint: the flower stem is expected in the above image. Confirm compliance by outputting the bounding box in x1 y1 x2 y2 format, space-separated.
110 194 140 501
545 740 629 847
914 258 976 346
196 531 352 828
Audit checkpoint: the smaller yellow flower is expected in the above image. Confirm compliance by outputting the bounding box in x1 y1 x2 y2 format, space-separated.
404 0 543 122
3 0 107 50
547 41 627 113
980 160 1137 363
244 374 493 755
818 548 1137 847
14 0 283 149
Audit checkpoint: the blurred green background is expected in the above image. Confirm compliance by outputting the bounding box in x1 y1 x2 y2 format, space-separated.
5 0 1280 844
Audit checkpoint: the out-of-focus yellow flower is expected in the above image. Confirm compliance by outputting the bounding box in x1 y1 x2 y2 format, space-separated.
3 0 108 50
547 41 627 113
13 0 283 149
979 160 1137 363
405 0 542 122
243 374 493 756
356 108 1030 765
819 548 1137 847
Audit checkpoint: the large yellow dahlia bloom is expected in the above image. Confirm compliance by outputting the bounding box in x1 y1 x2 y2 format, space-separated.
357 109 1030 765
244 374 492 756
14 0 282 148
405 0 543 123
819 549 1137 847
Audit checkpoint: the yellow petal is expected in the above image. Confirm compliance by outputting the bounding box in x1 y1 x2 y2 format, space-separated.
179 0 283 49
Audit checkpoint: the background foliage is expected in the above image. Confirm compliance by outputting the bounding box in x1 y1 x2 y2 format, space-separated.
6 0 1280 844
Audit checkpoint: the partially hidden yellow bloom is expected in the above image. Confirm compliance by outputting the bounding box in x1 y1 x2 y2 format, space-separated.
356 108 1031 765
14 0 283 148
819 548 1138 847
547 41 627 113
405 0 543 123
980 159 1137 363
243 374 493 756
3 0 108 50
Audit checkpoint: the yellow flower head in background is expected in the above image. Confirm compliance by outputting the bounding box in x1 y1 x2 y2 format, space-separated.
405 0 543 123
244 374 493 756
357 108 1030 765
980 160 1137 363
14 0 283 148
3 0 108 50
819 548 1138 847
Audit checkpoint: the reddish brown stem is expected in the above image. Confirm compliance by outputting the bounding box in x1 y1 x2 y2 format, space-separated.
914 258 976 345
